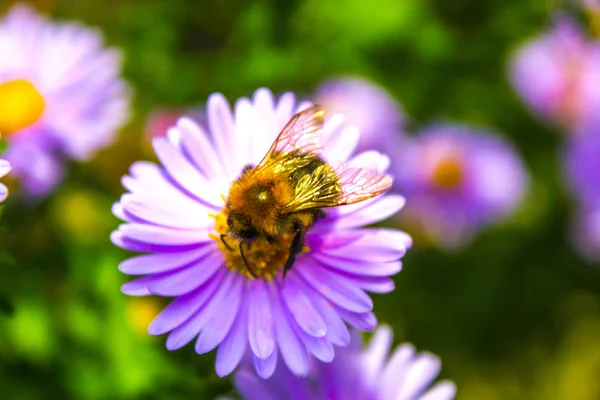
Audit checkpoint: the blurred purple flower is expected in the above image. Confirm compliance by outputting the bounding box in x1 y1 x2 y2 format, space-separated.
112 88 410 378
232 326 456 400
564 119 600 207
564 116 600 261
571 206 600 262
0 159 11 202
396 125 528 248
0 3 130 197
314 77 404 154
509 17 600 130
582 0 600 12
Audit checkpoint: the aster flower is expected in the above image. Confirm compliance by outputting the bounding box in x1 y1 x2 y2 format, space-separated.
0 3 130 196
112 88 410 377
0 159 11 202
232 326 456 400
396 125 528 249
314 76 404 154
509 16 600 130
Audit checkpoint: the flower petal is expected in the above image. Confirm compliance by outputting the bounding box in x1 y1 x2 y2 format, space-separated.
231 97 259 169
318 229 410 262
251 88 278 162
301 282 351 347
420 381 457 400
349 150 390 172
207 93 237 178
356 276 395 293
253 349 278 379
215 296 249 377
124 161 217 211
195 275 244 354
177 117 227 180
275 92 295 131
311 253 402 277
296 262 373 313
397 353 442 400
323 194 406 231
296 328 334 362
336 308 377 332
0 184 8 203
118 224 210 246
282 278 327 338
153 137 225 206
118 245 215 275
362 325 393 385
248 280 276 359
325 124 360 163
269 281 309 376
380 344 416 399
166 271 236 350
147 251 223 297
0 159 12 178
111 230 196 253
148 270 225 335
121 193 214 229
120 275 154 296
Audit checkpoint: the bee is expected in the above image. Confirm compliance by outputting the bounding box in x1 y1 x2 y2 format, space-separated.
222 104 392 278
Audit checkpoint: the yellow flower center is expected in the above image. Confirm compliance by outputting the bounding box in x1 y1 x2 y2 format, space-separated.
432 158 464 189
210 209 308 280
0 79 45 135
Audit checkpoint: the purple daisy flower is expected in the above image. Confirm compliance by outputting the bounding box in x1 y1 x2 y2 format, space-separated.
0 3 130 197
112 88 410 378
0 158 11 202
232 326 456 400
314 76 405 154
509 16 600 130
396 125 528 248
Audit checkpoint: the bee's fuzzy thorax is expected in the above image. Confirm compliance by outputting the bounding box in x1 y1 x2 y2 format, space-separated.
226 168 294 237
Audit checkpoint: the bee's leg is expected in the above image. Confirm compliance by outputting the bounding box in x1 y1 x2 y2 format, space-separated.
239 241 258 278
241 164 255 174
220 234 233 251
283 221 304 279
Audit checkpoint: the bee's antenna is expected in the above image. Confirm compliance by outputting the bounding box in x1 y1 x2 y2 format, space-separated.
220 234 233 251
239 242 258 279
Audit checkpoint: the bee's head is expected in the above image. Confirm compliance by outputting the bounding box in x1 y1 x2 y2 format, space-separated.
227 212 258 242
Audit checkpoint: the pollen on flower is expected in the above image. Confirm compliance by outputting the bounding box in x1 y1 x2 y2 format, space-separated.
432 157 464 189
210 209 306 280
0 79 45 134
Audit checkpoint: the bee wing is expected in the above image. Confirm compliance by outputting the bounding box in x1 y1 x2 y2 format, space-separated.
282 163 392 213
332 163 393 205
257 105 325 167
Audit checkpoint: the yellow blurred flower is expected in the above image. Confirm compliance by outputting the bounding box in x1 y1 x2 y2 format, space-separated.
126 297 163 337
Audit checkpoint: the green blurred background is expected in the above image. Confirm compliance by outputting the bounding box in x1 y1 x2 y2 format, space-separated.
1 0 600 399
